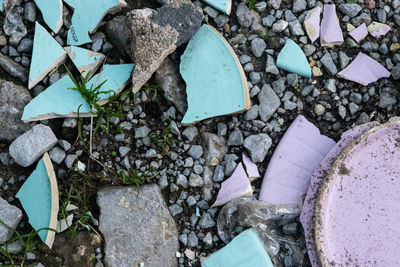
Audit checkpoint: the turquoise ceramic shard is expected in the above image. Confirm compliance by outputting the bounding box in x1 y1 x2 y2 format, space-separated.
87 64 134 105
22 75 91 122
33 0 63 33
65 46 105 79
29 22 67 89
64 0 127 45
180 24 250 124
201 228 274 267
202 0 231 15
0 0 3 11
16 153 59 249
276 39 311 78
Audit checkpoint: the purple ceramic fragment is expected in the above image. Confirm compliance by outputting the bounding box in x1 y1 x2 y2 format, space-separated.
300 123 378 267
212 163 253 207
337 52 391 86
259 115 335 205
320 4 344 47
242 154 260 181
349 23 368 43
304 7 321 43
367 21 391 37
315 121 400 266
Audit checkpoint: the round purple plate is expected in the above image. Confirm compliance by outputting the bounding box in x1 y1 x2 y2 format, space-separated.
315 121 400 266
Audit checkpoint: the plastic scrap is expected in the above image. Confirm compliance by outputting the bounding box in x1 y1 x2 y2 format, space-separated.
276 40 311 78
64 0 127 45
202 0 231 15
29 22 67 89
217 197 304 267
33 0 63 33
180 24 250 124
212 163 253 207
320 4 343 47
367 21 391 37
202 228 274 267
337 52 391 86
304 7 321 43
259 115 335 205
65 46 106 79
16 153 59 249
349 23 368 43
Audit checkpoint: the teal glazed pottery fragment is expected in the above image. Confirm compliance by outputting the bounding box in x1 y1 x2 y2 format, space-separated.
180 24 250 124
65 46 106 79
29 22 67 89
202 0 231 15
22 75 91 122
16 153 59 249
276 39 311 78
33 0 63 33
0 0 3 11
201 228 274 267
64 0 127 45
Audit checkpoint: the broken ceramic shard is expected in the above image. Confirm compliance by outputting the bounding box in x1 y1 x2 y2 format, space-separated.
29 22 67 89
22 75 91 122
304 7 321 43
202 0 231 15
202 228 273 267
16 153 59 249
367 22 391 37
87 64 134 105
259 115 335 205
276 40 311 78
337 52 391 86
242 154 260 181
300 123 378 267
212 163 253 207
320 4 344 47
0 0 3 11
180 24 250 124
33 0 63 33
64 0 127 45
56 214 73 233
315 120 400 266
349 23 368 43
65 46 105 79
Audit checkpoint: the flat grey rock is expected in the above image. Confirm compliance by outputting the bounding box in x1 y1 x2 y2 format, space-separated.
9 124 57 167
0 196 23 245
243 133 272 163
97 185 179 267
0 53 28 83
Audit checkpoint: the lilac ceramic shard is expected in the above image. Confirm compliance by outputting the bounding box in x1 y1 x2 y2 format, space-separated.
349 23 368 43
367 22 391 37
242 154 260 181
300 123 378 267
337 52 391 86
259 115 335 205
304 7 321 43
315 120 400 266
212 163 253 207
320 4 344 47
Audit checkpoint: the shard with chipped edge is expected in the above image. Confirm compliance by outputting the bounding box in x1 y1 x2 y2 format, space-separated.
65 46 105 79
202 0 231 15
33 0 63 33
349 23 368 43
242 154 260 181
367 21 391 37
320 4 344 47
276 39 311 78
304 7 321 43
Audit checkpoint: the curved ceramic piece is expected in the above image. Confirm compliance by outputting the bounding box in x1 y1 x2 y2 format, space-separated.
202 0 231 15
242 154 260 181
320 4 343 47
300 123 378 267
349 23 368 43
33 0 63 33
65 46 105 79
337 52 391 86
180 24 250 124
29 22 67 89
212 163 253 207
259 115 335 205
16 153 59 248
304 7 321 43
315 121 400 267
202 228 274 267
276 40 311 78
367 22 391 37
64 0 127 45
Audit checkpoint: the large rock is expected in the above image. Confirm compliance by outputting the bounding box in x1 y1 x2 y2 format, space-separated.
0 197 23 245
243 133 272 163
155 57 187 114
127 9 178 93
0 80 33 142
105 16 131 56
0 53 28 83
97 185 179 267
258 84 280 122
9 124 57 167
